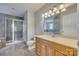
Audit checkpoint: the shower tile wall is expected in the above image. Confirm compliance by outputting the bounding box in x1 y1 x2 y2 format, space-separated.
6 18 12 43
0 14 5 38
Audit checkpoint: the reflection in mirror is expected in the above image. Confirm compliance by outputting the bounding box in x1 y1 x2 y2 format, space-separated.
44 15 60 35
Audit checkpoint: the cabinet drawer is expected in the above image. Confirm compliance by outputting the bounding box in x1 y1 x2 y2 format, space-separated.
53 42 74 55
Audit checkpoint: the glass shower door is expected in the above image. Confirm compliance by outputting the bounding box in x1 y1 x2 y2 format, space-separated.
6 19 12 43
13 20 23 41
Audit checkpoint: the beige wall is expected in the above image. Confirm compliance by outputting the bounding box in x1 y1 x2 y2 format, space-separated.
24 10 35 42
77 4 79 36
27 11 35 41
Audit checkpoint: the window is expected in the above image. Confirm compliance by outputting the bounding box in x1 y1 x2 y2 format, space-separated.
44 15 60 34
49 23 54 30
44 17 54 32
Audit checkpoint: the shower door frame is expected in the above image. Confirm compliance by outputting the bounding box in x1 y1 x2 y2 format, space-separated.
6 18 13 43
12 19 23 42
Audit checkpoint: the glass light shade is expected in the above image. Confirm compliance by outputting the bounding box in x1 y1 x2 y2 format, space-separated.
45 15 48 18
45 12 48 16
56 10 60 14
59 4 64 9
42 14 44 17
51 12 54 16
47 14 51 17
61 8 66 12
49 10 52 14
53 7 57 12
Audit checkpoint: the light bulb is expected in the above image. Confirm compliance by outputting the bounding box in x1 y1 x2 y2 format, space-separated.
48 14 51 17
42 14 44 17
45 12 48 16
51 12 54 16
49 10 52 14
61 8 66 12
59 4 64 9
45 15 47 18
56 10 60 14
53 7 57 12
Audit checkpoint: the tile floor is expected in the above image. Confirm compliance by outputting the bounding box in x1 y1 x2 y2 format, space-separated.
0 42 36 56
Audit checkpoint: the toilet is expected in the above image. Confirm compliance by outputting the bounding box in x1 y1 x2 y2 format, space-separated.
27 40 35 50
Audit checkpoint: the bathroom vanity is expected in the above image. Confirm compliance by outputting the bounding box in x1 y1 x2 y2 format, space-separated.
0 38 6 48
35 35 77 56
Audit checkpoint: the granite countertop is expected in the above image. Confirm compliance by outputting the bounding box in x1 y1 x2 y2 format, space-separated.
35 35 78 49
0 37 5 39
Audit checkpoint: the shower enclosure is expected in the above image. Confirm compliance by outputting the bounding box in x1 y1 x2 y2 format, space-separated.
6 19 23 43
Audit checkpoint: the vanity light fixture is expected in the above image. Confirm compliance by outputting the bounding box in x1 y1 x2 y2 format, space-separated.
56 10 60 14
48 9 52 14
47 14 51 17
42 14 44 17
45 12 48 16
45 15 48 18
53 7 57 12
44 12 48 18
51 12 54 16
59 4 65 9
59 3 66 12
42 3 67 19
61 8 66 12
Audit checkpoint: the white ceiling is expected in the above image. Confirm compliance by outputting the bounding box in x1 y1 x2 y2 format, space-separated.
0 3 45 17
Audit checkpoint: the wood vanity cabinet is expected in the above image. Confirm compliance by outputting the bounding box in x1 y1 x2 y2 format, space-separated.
36 37 77 56
0 39 6 48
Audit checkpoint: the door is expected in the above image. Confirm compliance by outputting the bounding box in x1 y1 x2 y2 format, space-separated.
13 20 23 41
6 18 12 43
46 46 55 56
41 45 46 56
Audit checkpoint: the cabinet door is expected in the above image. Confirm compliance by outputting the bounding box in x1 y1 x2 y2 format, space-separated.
36 43 41 56
73 49 77 56
41 45 46 56
55 49 66 56
46 46 55 56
